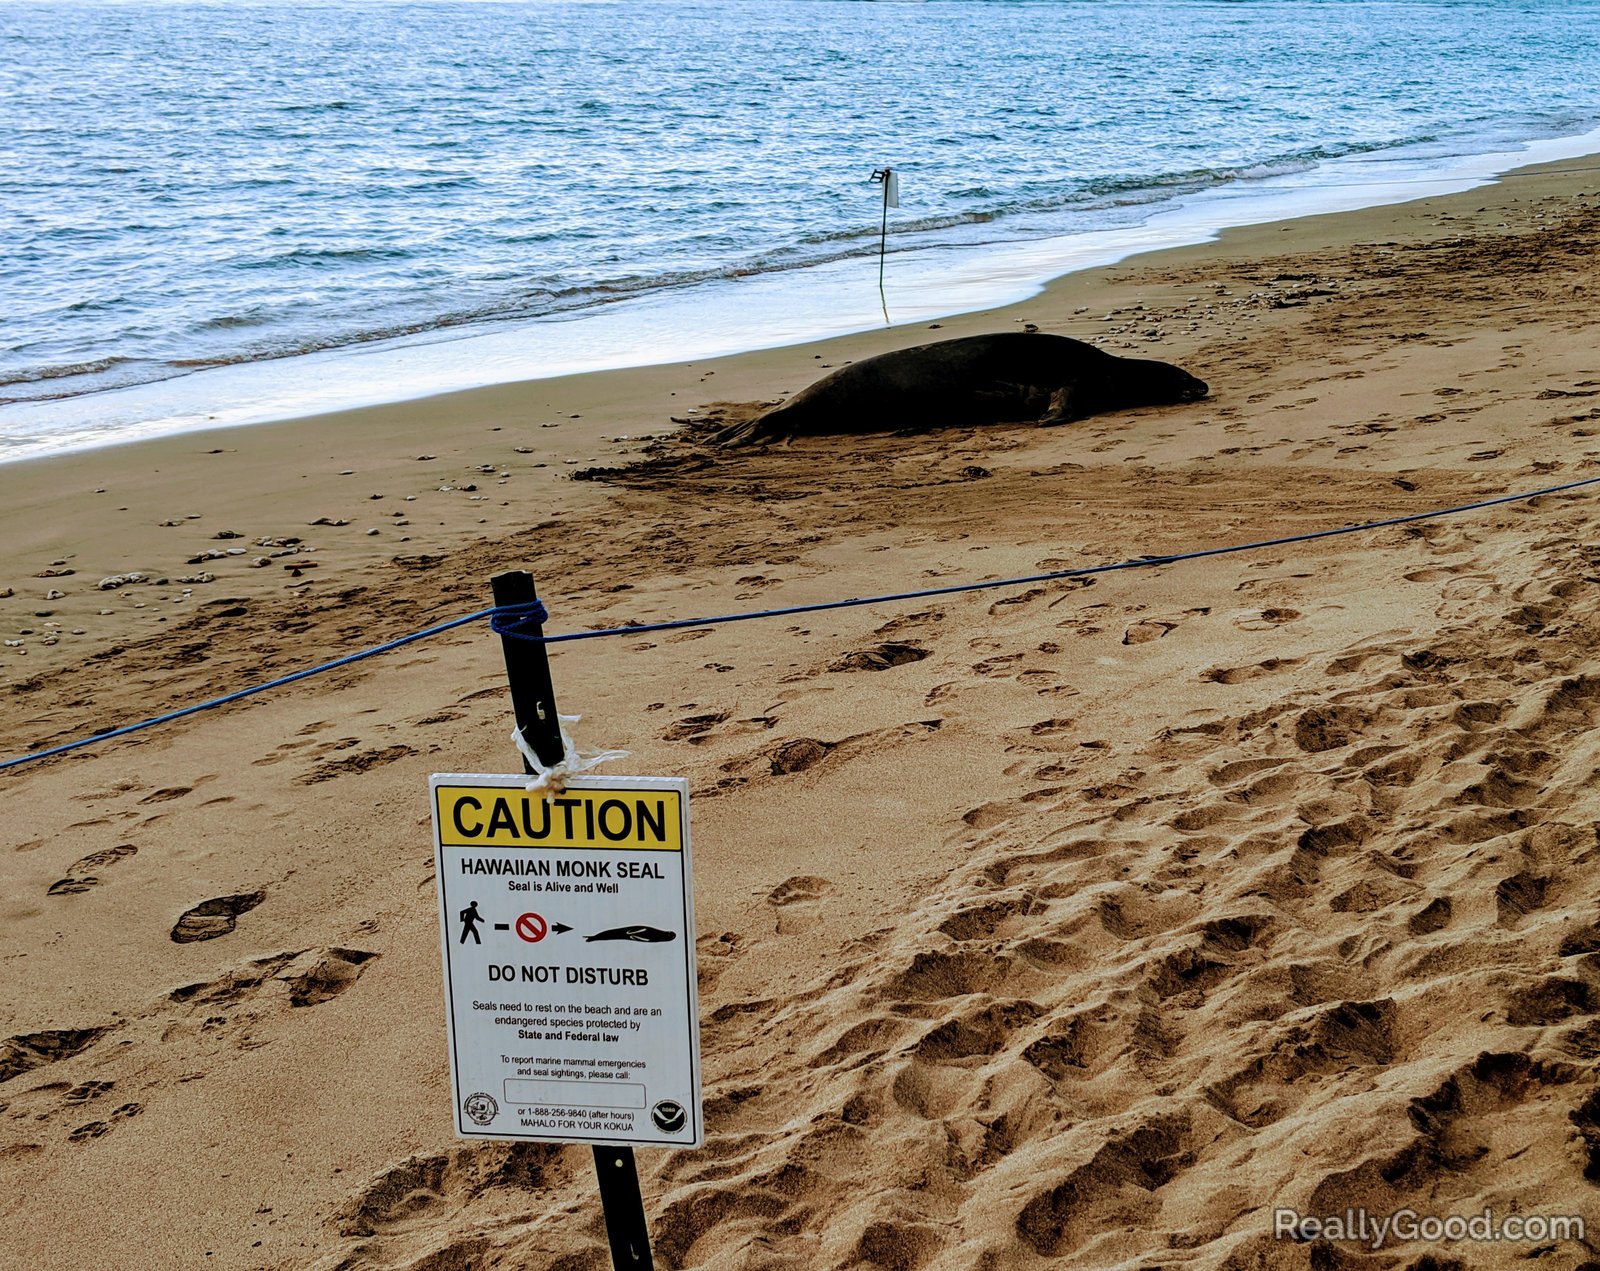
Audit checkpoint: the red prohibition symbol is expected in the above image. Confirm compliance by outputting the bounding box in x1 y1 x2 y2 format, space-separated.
515 912 548 943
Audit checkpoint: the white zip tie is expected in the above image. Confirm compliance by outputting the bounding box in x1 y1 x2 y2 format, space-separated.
512 713 629 795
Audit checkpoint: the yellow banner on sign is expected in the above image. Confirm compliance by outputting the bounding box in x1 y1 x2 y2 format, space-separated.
435 785 683 851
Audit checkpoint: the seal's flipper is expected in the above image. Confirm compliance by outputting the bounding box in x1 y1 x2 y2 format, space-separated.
1041 385 1082 424
971 381 1052 422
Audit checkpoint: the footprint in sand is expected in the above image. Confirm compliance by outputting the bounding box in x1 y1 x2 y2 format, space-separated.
1123 607 1209 645
1021 1017 1099 1082
277 947 379 1007
47 844 138 896
875 608 947 637
166 947 377 1016
1407 1055 1579 1176
1201 657 1304 684
1290 704 1375 755
829 642 931 672
67 1101 143 1143
768 876 833 933
1504 975 1592 1026
63 1080 115 1106
919 995 1044 1063
1404 566 1464 582
766 738 832 775
1325 649 1384 675
1329 876 1416 913
662 710 730 742
694 932 744 993
724 722 937 784
0 1028 110 1084
989 587 1050 616
296 744 416 784
251 737 324 767
1122 619 1178 645
333 1154 457 1237
1495 872 1548 927
334 1139 568 1241
1016 669 1075 697
1014 1116 1196 1256
1232 607 1302 631
170 891 266 944
766 876 832 906
1207 757 1289 786
137 786 192 804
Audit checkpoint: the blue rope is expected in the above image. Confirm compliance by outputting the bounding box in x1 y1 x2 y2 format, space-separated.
5 472 1599 773
494 472 1600 645
487 598 549 636
0 608 494 773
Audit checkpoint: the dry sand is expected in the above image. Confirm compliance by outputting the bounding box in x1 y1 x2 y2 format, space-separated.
6 155 1600 1270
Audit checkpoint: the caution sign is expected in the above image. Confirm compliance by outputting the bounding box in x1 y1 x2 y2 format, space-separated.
431 773 701 1148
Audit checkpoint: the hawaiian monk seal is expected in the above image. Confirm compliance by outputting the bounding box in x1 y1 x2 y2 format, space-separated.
715 332 1207 447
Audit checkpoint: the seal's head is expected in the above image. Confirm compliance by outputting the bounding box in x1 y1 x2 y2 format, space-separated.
1121 357 1209 406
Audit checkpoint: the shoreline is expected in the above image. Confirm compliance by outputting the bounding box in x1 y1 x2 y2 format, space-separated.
5 148 1600 709
6 123 1600 465
7 139 1600 1270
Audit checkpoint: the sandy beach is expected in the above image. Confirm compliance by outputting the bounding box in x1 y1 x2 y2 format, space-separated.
6 154 1600 1269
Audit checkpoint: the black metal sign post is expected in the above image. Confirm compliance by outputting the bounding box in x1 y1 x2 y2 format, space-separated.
490 569 656 1271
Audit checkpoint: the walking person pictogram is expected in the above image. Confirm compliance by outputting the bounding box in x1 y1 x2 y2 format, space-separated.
459 900 484 944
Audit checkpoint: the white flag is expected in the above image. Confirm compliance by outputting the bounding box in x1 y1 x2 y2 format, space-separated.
884 170 900 208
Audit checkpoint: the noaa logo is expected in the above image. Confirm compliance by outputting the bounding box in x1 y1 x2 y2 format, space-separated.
650 1099 687 1134
463 1092 498 1126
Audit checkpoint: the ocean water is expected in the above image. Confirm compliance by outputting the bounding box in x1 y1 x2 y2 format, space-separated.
4 0 1600 459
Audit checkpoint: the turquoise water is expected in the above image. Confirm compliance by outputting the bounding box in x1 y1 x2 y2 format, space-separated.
3 0 1599 454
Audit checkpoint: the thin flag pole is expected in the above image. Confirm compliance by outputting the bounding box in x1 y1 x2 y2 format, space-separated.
870 166 896 324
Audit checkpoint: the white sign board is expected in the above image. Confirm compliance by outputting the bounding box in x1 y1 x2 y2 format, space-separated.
431 773 701 1148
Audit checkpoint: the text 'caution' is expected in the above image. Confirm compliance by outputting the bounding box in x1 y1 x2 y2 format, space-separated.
436 785 683 851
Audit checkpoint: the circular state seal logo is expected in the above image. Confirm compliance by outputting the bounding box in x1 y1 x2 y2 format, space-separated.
650 1099 687 1134
463 1092 498 1126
